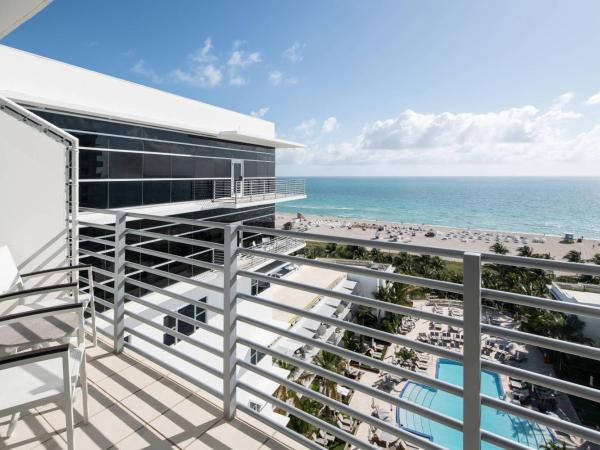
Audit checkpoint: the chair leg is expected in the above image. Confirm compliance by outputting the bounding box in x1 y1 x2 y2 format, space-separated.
64 399 75 450
6 412 20 437
81 355 89 424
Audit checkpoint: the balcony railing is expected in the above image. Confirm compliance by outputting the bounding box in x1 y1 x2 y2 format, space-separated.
213 177 306 204
75 209 600 450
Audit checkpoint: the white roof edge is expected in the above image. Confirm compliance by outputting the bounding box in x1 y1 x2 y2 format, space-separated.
1 89 219 138
218 130 305 149
0 45 285 144
0 0 52 39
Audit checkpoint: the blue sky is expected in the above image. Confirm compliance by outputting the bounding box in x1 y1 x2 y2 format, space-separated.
4 0 600 176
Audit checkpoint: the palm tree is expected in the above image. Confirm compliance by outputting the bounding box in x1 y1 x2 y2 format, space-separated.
288 397 320 436
517 245 534 257
592 253 600 265
564 250 582 263
314 351 346 402
490 242 509 255
395 347 417 366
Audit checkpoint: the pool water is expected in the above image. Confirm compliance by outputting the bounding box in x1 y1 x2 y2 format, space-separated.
397 359 554 449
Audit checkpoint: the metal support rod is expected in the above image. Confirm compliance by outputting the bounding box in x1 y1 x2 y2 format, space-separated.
222 222 239 420
113 211 126 353
462 252 482 449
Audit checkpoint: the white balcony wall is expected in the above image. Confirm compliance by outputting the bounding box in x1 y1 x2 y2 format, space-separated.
0 107 69 273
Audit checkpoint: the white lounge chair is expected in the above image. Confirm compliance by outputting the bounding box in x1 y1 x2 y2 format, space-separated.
0 246 96 346
0 304 89 450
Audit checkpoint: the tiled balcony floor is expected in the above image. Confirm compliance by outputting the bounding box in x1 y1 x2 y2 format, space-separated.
0 338 307 450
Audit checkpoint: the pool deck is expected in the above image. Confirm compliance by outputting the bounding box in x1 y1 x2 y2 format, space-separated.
348 299 587 450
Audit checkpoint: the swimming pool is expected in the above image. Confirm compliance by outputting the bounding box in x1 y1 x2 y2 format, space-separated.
397 359 554 449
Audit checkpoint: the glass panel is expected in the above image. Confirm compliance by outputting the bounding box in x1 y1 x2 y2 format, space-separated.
171 180 193 202
143 181 171 205
79 150 109 179
143 154 171 178
109 152 143 178
79 182 108 208
109 181 143 207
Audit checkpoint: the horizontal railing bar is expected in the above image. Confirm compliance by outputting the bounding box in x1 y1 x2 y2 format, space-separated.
482 323 600 361
78 220 115 231
124 328 223 379
238 270 463 327
481 252 600 276
124 245 223 272
481 393 600 445
238 292 462 362
125 262 224 294
124 310 223 358
481 359 600 403
479 431 532 450
91 297 113 309
482 288 600 320
124 293 223 337
237 337 463 432
124 278 223 314
79 248 115 262
123 211 229 230
236 404 322 450
239 248 463 294
79 234 115 247
89 266 114 279
93 312 113 324
238 224 466 258
237 381 384 450
79 277 114 294
238 360 444 450
126 229 225 251
237 313 463 396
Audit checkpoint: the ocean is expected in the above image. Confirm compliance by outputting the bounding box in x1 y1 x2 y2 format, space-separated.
276 177 600 239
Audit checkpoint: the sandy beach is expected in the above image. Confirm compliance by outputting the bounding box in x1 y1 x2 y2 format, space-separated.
276 212 600 261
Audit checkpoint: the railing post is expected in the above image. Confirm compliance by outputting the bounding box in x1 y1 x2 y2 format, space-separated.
223 222 239 420
113 211 126 353
462 252 482 449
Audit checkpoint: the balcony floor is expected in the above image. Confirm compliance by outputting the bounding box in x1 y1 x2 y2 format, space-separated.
0 337 307 450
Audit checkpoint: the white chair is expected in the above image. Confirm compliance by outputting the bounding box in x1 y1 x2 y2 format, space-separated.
0 245 96 346
0 304 89 450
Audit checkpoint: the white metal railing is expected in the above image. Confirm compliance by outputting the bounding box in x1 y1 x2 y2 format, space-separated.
74 210 600 450
212 177 305 204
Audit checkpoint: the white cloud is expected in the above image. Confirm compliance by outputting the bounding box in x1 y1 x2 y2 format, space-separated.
250 107 270 118
321 117 339 133
295 118 317 135
585 91 600 105
227 49 261 67
280 96 600 171
268 70 298 86
190 38 217 63
283 41 305 63
171 64 222 88
131 59 162 83
552 92 575 110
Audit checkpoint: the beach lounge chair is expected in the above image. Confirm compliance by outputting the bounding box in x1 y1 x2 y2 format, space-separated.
337 419 353 432
310 433 328 446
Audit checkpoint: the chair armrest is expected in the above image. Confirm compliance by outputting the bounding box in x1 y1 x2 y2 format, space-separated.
20 264 92 278
0 343 69 368
0 302 84 325
0 282 77 302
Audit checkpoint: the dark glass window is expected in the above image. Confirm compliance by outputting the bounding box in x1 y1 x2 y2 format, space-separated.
79 151 108 179
250 349 265 365
108 136 144 151
109 152 143 178
177 304 195 336
171 181 193 202
143 154 171 178
79 182 108 208
194 158 215 178
143 181 171 205
197 297 207 323
171 156 195 178
109 181 143 208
